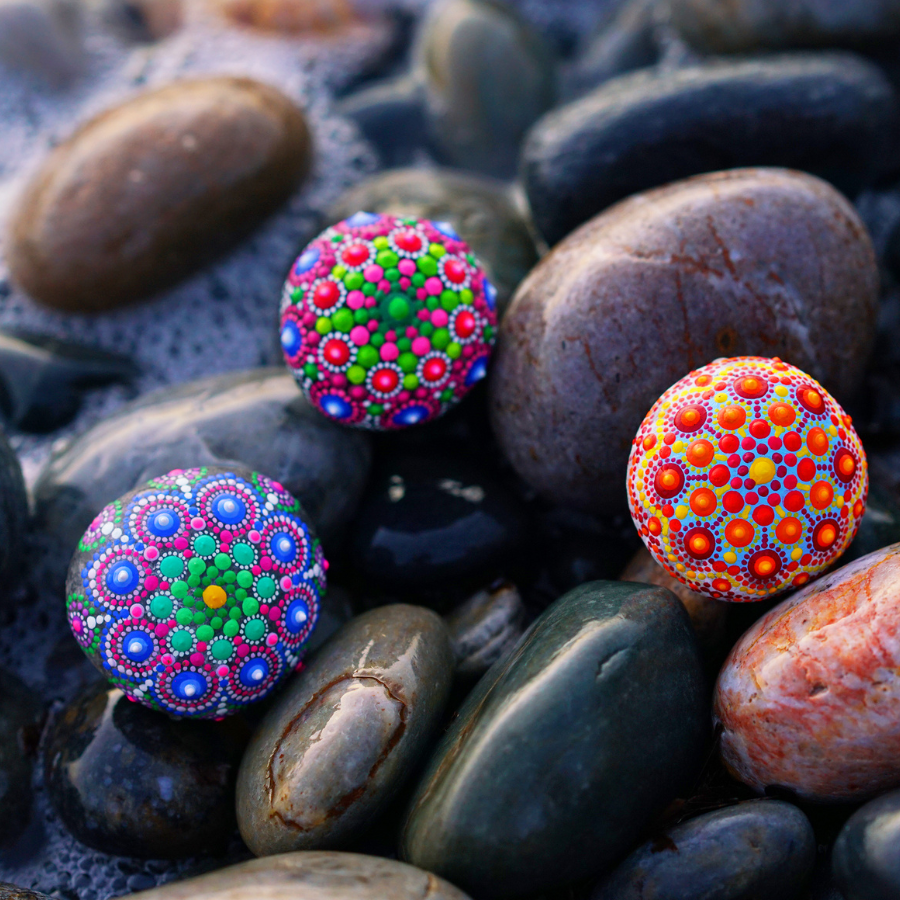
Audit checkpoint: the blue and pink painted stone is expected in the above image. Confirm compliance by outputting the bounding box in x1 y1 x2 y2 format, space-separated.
280 212 497 430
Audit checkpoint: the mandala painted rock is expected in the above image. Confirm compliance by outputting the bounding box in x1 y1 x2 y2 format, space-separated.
280 212 497 430
65 466 325 718
626 357 867 602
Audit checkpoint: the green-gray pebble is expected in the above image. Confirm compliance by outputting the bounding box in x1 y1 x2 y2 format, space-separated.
124 852 472 900
401 580 708 898
236 605 454 856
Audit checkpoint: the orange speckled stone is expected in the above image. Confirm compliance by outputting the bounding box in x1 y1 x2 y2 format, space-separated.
715 543 900 801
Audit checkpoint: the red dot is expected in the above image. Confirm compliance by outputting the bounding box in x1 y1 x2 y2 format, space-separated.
719 434 739 453
455 310 476 339
314 281 341 310
444 259 467 284
784 490 805 511
423 357 447 382
749 419 771 438
323 338 350 366
797 458 817 482
723 491 744 513
710 464 730 487
342 244 370 267
395 231 423 253
372 368 399 394
784 431 802 452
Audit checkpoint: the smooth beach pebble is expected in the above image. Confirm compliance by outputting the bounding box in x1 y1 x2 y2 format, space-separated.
124 851 473 900
489 168 878 514
401 580 708 898
65 465 325 718
715 543 900 801
0 0 83 85
236 605 453 855
522 54 896 246
6 77 312 312
592 800 816 900
0 887 56 900
44 682 247 858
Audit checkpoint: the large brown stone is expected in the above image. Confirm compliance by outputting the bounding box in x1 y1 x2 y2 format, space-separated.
6 77 312 312
489 167 878 513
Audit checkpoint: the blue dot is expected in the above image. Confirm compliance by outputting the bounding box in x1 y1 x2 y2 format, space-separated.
293 246 320 276
172 671 207 701
345 211 380 227
281 320 302 356
212 494 246 525
432 220 460 240
271 533 296 563
392 404 430 427
106 560 140 595
122 630 153 663
240 658 270 687
320 395 352 419
147 508 180 538
465 356 489 387
483 276 497 311
285 598 309 635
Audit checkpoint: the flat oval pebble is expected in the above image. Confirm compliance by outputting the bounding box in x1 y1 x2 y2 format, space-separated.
522 54 896 245
401 580 708 898
236 604 454 855
490 168 878 513
716 543 900 801
833 786 900 900
126 852 471 900
44 682 247 858
6 77 312 311
592 799 816 900
0 0 83 84
327 168 538 320
669 0 900 52
33 369 371 580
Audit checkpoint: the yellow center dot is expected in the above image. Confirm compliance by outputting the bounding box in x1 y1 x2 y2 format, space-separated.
203 584 228 609
748 457 776 485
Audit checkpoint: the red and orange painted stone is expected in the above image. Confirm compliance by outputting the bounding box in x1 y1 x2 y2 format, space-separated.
715 544 900 801
626 357 867 601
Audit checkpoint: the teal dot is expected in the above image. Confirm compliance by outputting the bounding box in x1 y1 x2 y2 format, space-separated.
237 571 253 589
171 630 193 652
149 596 173 619
175 608 193 626
233 543 254 566
256 576 276 599
242 597 259 616
197 625 214 642
160 556 184 578
211 638 233 661
245 619 266 642
194 535 216 556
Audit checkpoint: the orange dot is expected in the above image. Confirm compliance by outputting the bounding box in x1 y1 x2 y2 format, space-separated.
793 573 810 587
725 519 755 548
696 375 712 386
682 408 700 426
807 427 829 456
754 555 777 577
853 499 864 517
648 517 662 535
689 534 710 555
810 480 834 510
769 403 796 427
838 454 855 478
686 439 715 467
642 435 657 451
717 406 746 430
817 523 837 548
690 488 717 517
202 585 228 609
775 517 803 544
712 578 731 592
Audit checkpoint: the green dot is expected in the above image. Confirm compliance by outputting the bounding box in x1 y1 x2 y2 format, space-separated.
345 271 364 290
229 607 243 620
197 625 214 642
183 596 196 608
206 566 219 580
211 638 233 661
432 328 450 350
214 553 231 571
461 288 473 304
256 576 276 599
331 264 347 279
304 363 318 380
348 365 366 385
171 630 193 652
175 608 193 626
412 273 426 287
223 570 236 584
242 597 260 616
160 556 184 578
150 596 173 619
171 581 188 599
187 574 201 587
373 236 389 249
362 281 377 297
193 611 207 625
440 387 455 402
447 342 462 359
235 588 248 601
385 267 400 283
426 296 439 311
403 374 419 390
370 332 385 348
237 570 253 588
388 297 410 320
397 337 412 352
417 256 438 276
420 322 434 336
353 308 369 325
368 403 383 415
316 316 332 335
224 620 239 637
333 309 354 333
194 535 216 556
188 557 206 575
429 243 446 258
210 616 223 630
484 325 494 341
233 543 254 566
245 619 266 642
376 250 398 268
398 352 418 373
358 345 379 368
441 290 459 311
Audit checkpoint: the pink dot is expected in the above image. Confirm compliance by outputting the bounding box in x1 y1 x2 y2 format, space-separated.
169 469 184 476
155 624 168 637
367 320 378 331
269 608 280 621
216 665 229 677
350 325 370 345
237 644 250 657
398 390 411 402
364 264 383 282
158 581 169 591
174 537 188 550
266 633 279 646
143 546 159 561
412 336 431 356
145 576 159 591
249 530 261 544
220 531 232 544
378 279 391 293
415 387 428 398
130 603 143 618
307 332 320 346
347 290 365 309
302 312 317 326
350 386 366 399
183 550 193 559
426 277 443 295
280 576 293 591
365 296 377 308
416 288 427 300
191 517 205 530
398 259 416 276
332 374 347 388
381 342 399 361
72 619 82 633
324 559 330 570
252 565 262 575
161 654 174 666
462 345 474 357
405 326 418 338
260 604 269 614
385 330 397 342
400 277 411 290
190 652 204 665
417 309 430 321
431 309 449 327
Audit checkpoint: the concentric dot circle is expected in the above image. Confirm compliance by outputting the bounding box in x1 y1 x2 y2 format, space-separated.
626 357 867 602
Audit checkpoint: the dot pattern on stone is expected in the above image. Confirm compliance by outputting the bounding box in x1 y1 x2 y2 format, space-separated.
626 357 867 602
280 211 498 429
66 466 325 718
